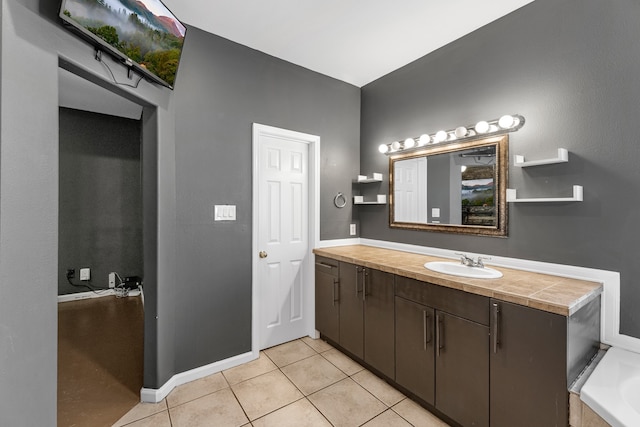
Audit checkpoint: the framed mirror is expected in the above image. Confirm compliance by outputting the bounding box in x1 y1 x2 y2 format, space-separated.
389 135 508 236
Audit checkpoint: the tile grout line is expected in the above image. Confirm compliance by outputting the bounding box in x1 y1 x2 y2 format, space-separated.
156 338 434 427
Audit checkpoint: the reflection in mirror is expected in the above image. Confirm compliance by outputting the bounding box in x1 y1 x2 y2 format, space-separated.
390 136 508 236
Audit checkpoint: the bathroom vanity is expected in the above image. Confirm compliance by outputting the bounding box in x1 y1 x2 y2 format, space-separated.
314 245 602 427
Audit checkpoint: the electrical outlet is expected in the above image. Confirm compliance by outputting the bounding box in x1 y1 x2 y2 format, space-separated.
66 269 75 279
350 224 356 236
80 268 90 281
108 272 116 288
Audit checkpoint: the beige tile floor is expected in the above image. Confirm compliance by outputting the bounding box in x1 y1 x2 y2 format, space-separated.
113 337 451 427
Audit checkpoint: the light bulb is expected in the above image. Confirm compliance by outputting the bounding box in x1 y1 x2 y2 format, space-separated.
498 115 515 129
475 121 490 134
391 140 401 150
455 126 468 138
461 165 467 173
435 130 448 142
404 138 416 149
418 134 430 145
378 144 389 154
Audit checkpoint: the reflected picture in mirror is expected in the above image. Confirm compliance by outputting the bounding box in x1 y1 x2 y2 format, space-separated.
389 136 508 236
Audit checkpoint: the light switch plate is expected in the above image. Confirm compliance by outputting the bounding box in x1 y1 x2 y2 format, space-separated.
80 268 91 281
214 205 237 221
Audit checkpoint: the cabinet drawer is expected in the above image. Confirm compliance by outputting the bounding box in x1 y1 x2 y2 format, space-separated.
396 275 434 304
315 256 339 278
396 275 490 325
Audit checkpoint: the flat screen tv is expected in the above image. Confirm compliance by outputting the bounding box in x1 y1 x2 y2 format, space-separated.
59 0 187 89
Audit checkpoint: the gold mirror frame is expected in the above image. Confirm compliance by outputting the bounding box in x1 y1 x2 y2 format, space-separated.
389 135 508 237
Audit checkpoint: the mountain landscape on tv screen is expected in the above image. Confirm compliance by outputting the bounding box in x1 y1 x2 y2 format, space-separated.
62 0 186 86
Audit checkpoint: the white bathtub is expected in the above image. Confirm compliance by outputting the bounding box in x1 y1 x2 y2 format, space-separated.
581 347 640 427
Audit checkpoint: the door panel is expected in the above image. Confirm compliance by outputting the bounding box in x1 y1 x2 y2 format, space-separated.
315 258 339 343
435 311 489 427
364 268 395 378
339 262 364 358
264 261 282 328
395 297 435 404
490 300 568 427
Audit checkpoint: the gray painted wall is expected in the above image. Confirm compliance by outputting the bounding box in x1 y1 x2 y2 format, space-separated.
360 0 640 337
58 107 143 295
427 154 452 224
172 27 361 372
1 0 176 423
1 1 359 424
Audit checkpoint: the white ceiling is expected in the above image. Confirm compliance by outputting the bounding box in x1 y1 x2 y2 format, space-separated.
162 0 535 87
59 68 143 120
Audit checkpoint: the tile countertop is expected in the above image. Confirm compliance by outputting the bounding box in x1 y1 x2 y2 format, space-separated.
313 245 603 317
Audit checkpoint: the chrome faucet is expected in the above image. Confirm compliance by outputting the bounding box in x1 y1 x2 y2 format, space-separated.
455 253 491 268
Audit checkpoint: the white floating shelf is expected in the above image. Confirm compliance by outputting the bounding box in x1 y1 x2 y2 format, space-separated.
356 173 383 183
507 185 583 203
514 148 569 167
354 195 387 205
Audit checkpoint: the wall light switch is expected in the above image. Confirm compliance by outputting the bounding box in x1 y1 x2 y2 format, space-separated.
214 205 237 221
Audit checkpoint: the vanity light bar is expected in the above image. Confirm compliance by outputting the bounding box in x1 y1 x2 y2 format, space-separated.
378 114 525 155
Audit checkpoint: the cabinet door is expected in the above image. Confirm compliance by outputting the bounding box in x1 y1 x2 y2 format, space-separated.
364 268 395 379
490 300 567 427
339 262 364 359
314 259 340 343
395 296 435 405
435 311 489 427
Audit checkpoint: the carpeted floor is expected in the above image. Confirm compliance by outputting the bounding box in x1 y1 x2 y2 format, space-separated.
58 295 144 427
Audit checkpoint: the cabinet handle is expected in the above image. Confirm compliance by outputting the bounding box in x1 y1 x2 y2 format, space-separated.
332 279 339 306
492 302 501 353
423 310 433 350
425 311 432 345
316 262 335 269
436 314 444 357
362 269 369 301
355 267 362 297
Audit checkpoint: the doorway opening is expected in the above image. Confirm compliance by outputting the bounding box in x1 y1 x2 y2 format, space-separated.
57 65 149 426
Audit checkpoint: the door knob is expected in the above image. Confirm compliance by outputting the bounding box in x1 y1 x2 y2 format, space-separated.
259 251 268 259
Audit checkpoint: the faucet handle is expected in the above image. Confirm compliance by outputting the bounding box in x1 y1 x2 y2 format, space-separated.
476 256 491 268
454 252 473 265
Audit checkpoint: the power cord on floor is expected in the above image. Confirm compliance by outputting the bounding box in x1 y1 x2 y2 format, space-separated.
66 272 110 295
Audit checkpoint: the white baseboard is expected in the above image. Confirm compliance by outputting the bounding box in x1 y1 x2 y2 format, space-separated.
140 350 258 403
58 288 142 303
317 238 361 248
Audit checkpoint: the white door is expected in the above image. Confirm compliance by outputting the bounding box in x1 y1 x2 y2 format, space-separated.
394 157 428 223
253 124 317 350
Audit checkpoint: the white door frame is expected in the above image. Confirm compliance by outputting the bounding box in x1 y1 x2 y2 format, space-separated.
252 123 320 355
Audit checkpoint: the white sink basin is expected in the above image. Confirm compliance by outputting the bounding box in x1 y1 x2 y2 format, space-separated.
424 261 503 279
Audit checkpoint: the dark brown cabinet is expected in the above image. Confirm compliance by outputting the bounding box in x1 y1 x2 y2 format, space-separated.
436 311 489 427
316 254 600 427
314 256 340 343
395 276 489 427
395 296 435 404
489 300 567 427
336 262 395 378
363 267 395 378
338 262 364 358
